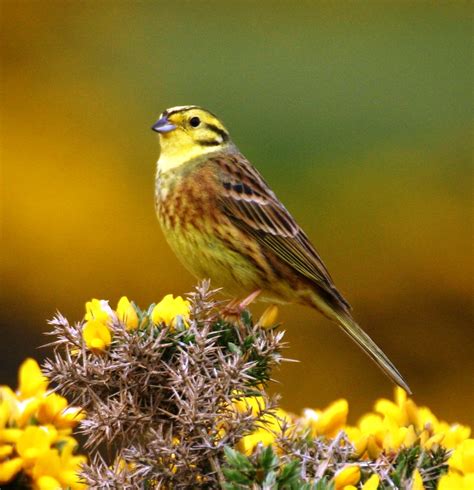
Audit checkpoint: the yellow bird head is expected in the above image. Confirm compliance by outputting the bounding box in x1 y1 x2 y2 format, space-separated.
152 106 232 172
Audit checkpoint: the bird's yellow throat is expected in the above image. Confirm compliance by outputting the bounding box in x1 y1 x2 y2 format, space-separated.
157 131 224 174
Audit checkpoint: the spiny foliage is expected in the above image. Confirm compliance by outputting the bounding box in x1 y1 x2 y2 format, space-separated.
222 446 334 490
43 282 284 488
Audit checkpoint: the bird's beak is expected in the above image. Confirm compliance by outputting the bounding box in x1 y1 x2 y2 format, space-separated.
151 115 177 133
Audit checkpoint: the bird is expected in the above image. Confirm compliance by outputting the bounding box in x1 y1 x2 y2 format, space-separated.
151 105 411 393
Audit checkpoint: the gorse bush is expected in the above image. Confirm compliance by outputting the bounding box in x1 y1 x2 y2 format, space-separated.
44 282 284 488
0 281 472 489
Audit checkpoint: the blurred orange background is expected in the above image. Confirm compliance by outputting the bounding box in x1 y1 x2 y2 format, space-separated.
1 2 472 425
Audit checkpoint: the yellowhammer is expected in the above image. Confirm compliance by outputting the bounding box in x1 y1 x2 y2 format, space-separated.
152 105 410 393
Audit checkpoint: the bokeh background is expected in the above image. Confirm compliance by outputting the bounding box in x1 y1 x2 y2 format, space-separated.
1 2 473 425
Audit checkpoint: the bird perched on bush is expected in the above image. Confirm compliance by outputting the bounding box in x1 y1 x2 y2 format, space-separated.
152 105 410 393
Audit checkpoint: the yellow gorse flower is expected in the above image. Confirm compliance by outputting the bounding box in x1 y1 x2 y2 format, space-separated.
361 474 380 490
302 399 348 438
82 296 142 352
341 387 471 459
332 464 360 489
18 358 48 401
151 294 191 330
257 305 279 328
84 298 112 323
37 393 84 429
81 294 191 354
32 439 87 490
82 298 114 353
0 359 86 488
116 296 139 330
232 395 292 456
82 318 112 353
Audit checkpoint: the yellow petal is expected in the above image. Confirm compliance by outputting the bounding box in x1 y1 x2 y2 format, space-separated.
375 398 405 425
116 296 139 330
405 399 420 426
55 407 85 430
382 417 406 451
442 424 471 450
366 434 383 459
362 474 380 490
417 407 439 432
448 438 474 475
412 469 425 490
90 338 105 350
319 399 348 437
0 428 23 444
304 399 348 438
152 294 190 330
258 305 279 328
394 386 407 407
0 444 13 460
18 358 48 400
0 457 23 485
437 473 466 490
0 387 18 427
403 424 418 447
31 447 61 483
423 432 444 450
460 439 474 474
84 298 112 324
58 440 87 489
16 426 50 465
345 428 367 457
37 393 67 425
17 397 42 428
466 475 474 488
233 395 265 415
60 468 87 489
358 413 384 437
82 319 112 353
237 427 275 455
36 475 63 490
42 424 59 445
333 465 361 489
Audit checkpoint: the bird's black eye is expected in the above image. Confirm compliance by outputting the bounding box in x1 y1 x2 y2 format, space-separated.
189 116 201 128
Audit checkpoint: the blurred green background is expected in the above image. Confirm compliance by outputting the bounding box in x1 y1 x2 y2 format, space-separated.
1 2 473 425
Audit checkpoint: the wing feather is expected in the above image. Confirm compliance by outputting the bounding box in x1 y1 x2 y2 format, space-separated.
211 153 351 310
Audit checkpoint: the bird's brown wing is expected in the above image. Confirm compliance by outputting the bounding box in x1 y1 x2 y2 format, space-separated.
211 153 351 311
210 153 412 393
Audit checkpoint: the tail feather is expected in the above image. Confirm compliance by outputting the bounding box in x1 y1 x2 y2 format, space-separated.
334 311 412 394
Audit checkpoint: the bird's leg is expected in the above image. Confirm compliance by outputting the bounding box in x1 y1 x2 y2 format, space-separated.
222 290 262 318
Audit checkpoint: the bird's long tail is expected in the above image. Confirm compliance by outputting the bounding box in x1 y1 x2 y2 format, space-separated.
333 310 412 394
